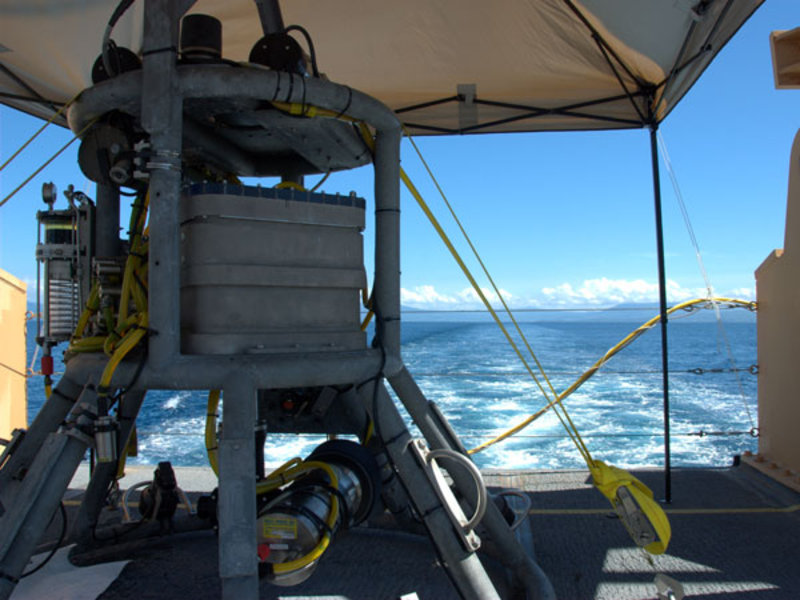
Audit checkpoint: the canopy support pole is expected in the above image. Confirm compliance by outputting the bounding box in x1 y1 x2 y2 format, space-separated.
649 124 672 503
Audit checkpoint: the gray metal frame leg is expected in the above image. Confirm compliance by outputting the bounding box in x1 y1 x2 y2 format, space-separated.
0 434 88 600
389 366 556 600
95 184 121 257
72 390 148 546
0 381 101 600
367 383 501 600
0 374 83 492
218 377 258 599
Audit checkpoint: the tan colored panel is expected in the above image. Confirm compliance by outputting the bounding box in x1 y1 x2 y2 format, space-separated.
755 129 800 476
0 268 28 439
0 0 762 133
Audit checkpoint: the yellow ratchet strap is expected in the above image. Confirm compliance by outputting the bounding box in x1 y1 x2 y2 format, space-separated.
590 460 671 554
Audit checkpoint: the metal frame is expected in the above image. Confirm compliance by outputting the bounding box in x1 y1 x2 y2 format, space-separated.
0 1 555 598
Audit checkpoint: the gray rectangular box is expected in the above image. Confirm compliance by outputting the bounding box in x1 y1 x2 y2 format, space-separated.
180 184 367 354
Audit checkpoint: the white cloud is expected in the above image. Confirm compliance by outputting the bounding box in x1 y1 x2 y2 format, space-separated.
541 277 704 306
401 285 459 307
727 286 755 301
401 285 514 310
400 278 754 311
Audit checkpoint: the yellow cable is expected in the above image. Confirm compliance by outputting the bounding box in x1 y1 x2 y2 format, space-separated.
360 310 374 331
364 420 375 444
68 337 107 354
104 313 141 356
398 165 592 465
469 297 756 454
98 313 148 395
310 172 331 192
404 129 594 463
71 282 101 343
275 181 307 191
205 390 221 476
118 193 149 328
267 460 340 575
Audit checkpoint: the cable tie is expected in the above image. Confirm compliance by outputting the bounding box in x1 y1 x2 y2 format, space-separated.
420 504 444 520
300 75 307 116
286 72 294 103
0 571 19 584
382 431 406 448
375 208 400 214
141 45 178 57
271 71 281 102
334 86 353 119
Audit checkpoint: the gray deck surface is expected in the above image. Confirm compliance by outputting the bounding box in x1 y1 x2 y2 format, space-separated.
23 464 800 599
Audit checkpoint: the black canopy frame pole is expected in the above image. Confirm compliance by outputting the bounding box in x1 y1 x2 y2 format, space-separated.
649 123 672 503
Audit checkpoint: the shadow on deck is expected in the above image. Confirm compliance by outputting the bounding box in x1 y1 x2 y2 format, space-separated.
14 464 800 600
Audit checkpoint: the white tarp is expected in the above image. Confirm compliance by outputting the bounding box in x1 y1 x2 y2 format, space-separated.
0 0 763 133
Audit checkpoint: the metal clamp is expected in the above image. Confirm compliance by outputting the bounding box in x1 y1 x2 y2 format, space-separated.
409 439 486 551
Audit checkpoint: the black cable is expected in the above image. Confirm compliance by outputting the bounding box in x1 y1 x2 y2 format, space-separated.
334 86 353 119
102 0 137 77
21 502 67 579
119 349 148 397
284 25 319 77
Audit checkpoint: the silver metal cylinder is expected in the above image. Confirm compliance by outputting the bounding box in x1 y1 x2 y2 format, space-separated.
36 210 80 343
256 440 380 586
93 415 118 463
47 279 79 338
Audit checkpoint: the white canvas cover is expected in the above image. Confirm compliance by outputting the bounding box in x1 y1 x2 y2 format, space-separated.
0 0 763 133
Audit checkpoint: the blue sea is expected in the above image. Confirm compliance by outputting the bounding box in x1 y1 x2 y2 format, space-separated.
25 308 758 471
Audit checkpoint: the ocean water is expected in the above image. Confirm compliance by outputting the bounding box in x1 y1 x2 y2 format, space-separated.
25 309 758 471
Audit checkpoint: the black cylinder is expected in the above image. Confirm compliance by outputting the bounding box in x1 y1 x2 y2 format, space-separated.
180 14 223 61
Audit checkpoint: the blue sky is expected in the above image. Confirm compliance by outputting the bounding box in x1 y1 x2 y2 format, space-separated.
1 0 799 310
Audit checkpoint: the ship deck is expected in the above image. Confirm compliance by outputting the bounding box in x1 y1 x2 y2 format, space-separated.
11 463 800 600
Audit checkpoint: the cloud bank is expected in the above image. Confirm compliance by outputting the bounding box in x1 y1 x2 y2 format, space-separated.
401 278 754 310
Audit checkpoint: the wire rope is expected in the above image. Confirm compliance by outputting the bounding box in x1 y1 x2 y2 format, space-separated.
0 117 98 209
0 90 82 174
403 129 596 465
657 131 755 429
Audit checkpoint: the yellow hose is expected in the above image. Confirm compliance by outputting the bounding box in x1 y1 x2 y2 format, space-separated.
205 390 221 476
468 297 756 454
67 336 108 354
267 460 339 575
98 313 148 394
71 282 100 343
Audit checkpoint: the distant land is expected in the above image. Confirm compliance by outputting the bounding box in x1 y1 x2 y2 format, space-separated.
395 301 756 323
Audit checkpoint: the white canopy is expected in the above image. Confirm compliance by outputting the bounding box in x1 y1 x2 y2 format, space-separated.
0 0 763 133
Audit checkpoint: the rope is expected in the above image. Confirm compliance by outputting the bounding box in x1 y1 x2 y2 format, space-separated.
526 504 800 516
396 302 754 314
412 365 757 377
0 90 82 174
403 129 609 466
398 163 592 465
657 131 755 430
0 117 98 209
129 428 758 441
